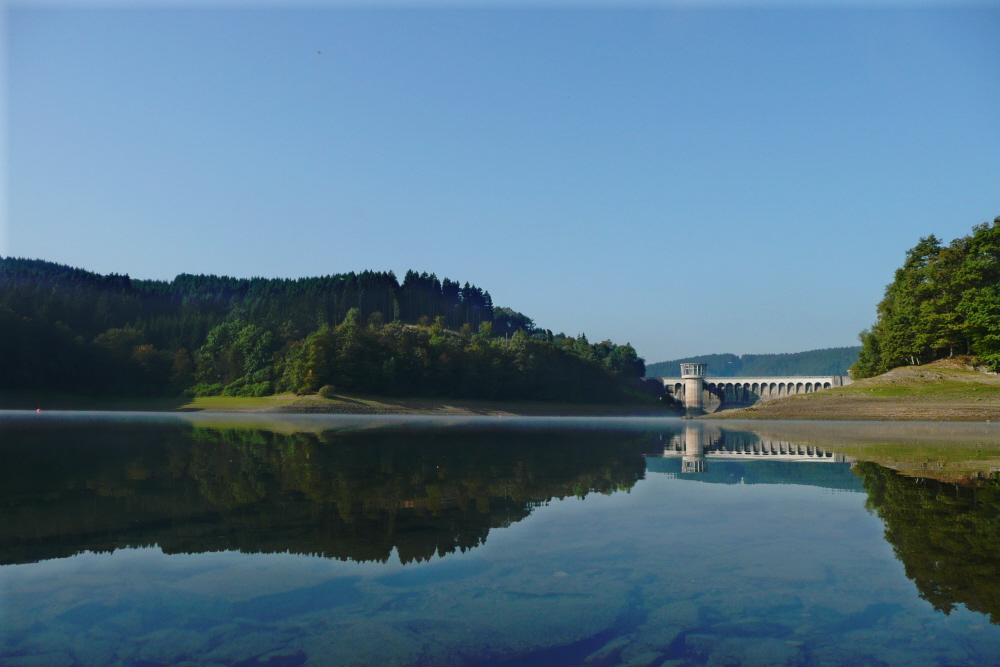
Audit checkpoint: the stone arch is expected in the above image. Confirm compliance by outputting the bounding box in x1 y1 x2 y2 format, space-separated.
823 382 831 389
796 382 804 394
707 382 723 403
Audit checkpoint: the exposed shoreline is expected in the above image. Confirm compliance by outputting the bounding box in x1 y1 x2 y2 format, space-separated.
19 359 1000 421
704 359 1000 422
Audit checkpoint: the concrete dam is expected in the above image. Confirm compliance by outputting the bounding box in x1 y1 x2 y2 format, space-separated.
653 363 853 414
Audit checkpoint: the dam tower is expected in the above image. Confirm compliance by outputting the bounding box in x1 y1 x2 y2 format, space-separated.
681 364 708 410
680 363 707 413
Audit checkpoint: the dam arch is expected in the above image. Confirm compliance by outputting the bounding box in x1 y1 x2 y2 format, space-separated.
654 364 852 414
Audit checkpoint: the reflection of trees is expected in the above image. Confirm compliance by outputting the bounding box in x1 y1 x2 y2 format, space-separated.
0 423 646 566
856 461 1000 624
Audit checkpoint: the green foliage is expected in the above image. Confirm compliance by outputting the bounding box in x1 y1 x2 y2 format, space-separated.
190 383 224 397
856 462 1000 624
852 217 1000 377
491 307 539 337
0 258 648 403
851 330 882 379
278 309 643 402
196 320 276 395
647 347 861 377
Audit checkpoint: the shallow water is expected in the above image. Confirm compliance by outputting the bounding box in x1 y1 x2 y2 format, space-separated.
2 413 1000 666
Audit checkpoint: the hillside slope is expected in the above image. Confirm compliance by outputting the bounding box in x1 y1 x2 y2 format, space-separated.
707 357 1000 421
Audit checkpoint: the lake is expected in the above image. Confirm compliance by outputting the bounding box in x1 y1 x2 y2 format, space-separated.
2 412 1000 667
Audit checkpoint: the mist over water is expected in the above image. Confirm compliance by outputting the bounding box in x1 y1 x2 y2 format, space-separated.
3 414 1000 666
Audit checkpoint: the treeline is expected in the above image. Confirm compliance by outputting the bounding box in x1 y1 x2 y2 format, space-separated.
646 347 860 378
0 258 646 402
853 217 1000 378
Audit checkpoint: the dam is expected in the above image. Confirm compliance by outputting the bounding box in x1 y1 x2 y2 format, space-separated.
653 363 852 413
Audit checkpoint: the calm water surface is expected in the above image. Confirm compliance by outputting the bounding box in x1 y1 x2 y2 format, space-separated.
2 412 1000 666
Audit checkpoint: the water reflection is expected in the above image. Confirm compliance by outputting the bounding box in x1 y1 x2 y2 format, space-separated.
0 419 647 566
856 462 1000 625
653 422 1000 630
663 423 851 465
3 415 1000 666
647 423 864 492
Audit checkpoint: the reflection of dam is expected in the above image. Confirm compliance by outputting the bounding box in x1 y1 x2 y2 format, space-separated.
662 424 850 469
646 424 862 491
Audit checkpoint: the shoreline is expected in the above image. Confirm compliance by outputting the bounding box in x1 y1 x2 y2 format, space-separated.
18 359 1000 422
704 398 1000 422
0 391 678 418
703 359 1000 422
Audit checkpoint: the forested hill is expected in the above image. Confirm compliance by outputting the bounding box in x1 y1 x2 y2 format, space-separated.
0 258 647 403
853 217 1000 378
646 347 861 378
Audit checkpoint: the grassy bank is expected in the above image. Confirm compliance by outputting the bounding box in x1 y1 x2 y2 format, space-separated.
706 358 1000 421
1 390 677 417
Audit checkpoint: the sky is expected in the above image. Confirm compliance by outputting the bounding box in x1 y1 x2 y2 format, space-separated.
4 2 999 363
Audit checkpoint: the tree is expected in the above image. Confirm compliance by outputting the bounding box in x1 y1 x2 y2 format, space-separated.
195 320 276 396
851 217 1000 378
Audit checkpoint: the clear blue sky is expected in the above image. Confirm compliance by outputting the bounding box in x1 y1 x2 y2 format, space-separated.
5 3 999 363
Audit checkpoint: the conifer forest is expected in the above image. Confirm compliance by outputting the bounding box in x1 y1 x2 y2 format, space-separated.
0 260 646 402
